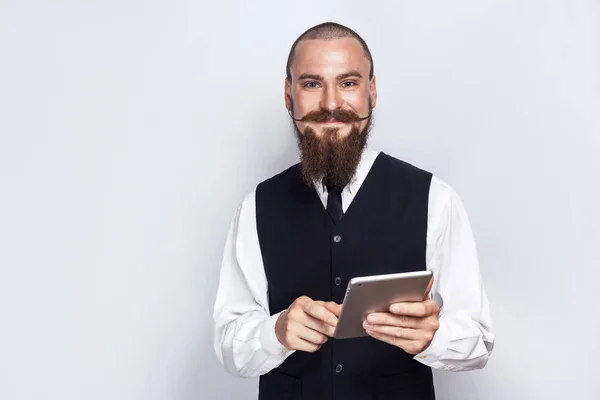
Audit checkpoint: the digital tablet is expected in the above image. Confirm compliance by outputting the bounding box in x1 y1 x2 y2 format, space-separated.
332 270 433 339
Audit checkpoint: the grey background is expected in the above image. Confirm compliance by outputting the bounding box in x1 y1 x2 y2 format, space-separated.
1 0 598 399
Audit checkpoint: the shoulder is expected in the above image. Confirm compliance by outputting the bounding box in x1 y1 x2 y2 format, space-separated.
378 152 432 178
376 151 464 211
377 152 457 197
256 163 302 193
238 163 305 213
429 175 458 206
374 153 433 194
427 175 471 227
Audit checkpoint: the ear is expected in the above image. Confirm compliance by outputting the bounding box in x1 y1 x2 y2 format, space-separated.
369 75 377 108
284 77 292 110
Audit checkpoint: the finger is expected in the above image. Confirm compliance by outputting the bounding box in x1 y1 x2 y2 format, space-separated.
304 301 338 327
326 302 342 317
424 275 434 301
365 312 421 329
294 338 322 353
291 321 329 346
288 334 323 353
365 331 423 355
389 300 439 318
298 313 336 337
318 301 342 317
295 296 313 306
362 323 423 340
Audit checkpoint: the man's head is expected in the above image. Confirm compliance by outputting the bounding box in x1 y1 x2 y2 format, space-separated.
285 22 377 189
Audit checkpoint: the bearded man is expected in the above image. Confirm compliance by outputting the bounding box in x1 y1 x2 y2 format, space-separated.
213 22 494 400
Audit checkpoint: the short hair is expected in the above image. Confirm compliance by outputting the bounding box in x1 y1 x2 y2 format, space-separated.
286 22 374 81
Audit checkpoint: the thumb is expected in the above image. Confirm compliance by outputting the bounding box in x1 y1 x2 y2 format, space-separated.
325 302 342 317
424 275 434 301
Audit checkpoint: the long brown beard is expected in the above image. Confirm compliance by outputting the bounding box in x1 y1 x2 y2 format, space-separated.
293 114 373 189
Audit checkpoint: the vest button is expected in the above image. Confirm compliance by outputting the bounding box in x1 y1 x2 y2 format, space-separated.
334 277 342 286
333 235 342 243
335 364 343 373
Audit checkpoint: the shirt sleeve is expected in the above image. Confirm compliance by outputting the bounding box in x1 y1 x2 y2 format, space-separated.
213 189 295 378
413 178 495 371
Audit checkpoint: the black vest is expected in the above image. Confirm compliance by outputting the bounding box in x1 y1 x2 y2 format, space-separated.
255 153 435 400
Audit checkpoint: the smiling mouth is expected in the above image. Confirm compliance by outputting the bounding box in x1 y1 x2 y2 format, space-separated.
318 120 345 124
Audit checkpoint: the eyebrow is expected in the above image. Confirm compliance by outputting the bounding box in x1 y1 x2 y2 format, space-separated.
337 71 363 80
297 71 363 81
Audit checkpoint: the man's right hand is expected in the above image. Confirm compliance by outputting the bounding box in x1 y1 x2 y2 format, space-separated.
275 296 341 352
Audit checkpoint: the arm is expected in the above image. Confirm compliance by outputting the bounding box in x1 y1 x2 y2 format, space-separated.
362 178 494 371
414 178 495 371
212 190 293 378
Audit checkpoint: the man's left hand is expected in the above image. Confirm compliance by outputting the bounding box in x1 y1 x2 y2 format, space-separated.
362 279 440 355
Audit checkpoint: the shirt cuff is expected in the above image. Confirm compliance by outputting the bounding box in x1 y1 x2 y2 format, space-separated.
259 310 295 357
413 318 451 370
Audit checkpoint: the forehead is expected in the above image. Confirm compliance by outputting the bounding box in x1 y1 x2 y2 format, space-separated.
291 38 370 79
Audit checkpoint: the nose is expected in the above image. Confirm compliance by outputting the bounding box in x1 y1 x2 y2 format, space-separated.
320 85 342 112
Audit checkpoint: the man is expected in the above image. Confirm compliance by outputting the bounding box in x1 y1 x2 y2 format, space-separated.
213 22 494 399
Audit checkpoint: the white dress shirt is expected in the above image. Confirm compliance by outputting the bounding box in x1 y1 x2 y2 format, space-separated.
213 149 494 378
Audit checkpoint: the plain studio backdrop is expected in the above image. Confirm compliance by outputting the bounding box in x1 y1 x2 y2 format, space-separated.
1 0 598 399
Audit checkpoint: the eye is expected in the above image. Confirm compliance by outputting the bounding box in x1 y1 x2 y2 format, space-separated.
304 81 320 89
341 81 357 88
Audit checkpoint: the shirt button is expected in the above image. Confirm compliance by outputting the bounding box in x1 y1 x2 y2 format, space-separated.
333 235 342 243
334 277 342 286
335 364 343 373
